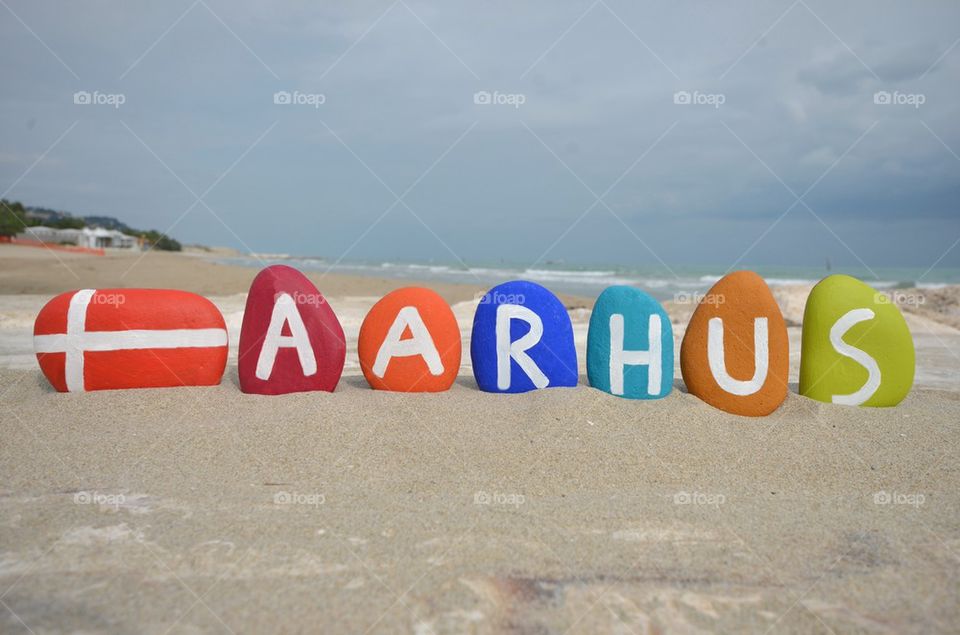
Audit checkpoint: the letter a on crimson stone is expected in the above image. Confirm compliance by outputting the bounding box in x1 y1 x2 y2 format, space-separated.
238 265 345 395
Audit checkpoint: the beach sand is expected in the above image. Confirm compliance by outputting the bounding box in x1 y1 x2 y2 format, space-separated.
0 245 507 304
1 244 959 634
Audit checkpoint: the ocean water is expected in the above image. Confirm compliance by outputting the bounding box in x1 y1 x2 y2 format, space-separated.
219 255 960 301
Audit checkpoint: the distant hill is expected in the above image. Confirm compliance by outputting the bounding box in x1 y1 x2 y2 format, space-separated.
0 200 181 251
79 215 133 233
26 207 133 233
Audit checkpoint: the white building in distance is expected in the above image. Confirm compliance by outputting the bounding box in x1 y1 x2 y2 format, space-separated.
18 226 139 250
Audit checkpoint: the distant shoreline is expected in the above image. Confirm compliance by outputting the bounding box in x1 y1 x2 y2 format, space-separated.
215 252 960 302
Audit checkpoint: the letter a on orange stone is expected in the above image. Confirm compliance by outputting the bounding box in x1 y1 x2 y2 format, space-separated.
358 287 461 392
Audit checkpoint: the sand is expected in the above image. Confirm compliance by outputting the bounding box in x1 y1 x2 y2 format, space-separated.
0 245 501 305
1 244 959 634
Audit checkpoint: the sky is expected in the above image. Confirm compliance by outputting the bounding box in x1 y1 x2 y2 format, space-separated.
1 0 958 272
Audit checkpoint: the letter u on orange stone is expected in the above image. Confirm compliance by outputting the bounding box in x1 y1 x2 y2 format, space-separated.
707 317 768 396
679 271 789 416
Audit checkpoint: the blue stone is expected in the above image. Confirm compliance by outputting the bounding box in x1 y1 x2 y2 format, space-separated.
470 280 578 393
587 286 673 399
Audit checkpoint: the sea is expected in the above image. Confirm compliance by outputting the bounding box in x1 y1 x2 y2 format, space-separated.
217 255 960 301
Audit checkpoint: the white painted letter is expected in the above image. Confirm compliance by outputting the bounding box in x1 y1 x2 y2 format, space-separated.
495 304 549 390
609 313 662 396
256 293 317 380
707 317 768 395
829 308 881 406
373 306 443 378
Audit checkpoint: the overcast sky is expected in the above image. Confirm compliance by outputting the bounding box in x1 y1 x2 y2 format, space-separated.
2 0 958 271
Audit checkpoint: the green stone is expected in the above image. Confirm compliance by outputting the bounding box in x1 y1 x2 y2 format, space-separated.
799 275 914 407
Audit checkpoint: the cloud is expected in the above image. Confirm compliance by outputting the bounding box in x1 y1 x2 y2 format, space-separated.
0 0 957 269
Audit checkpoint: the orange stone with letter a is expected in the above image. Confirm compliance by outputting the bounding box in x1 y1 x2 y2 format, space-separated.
358 287 461 392
680 271 789 416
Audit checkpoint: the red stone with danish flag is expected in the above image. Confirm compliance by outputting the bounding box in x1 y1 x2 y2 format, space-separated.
34 288 228 392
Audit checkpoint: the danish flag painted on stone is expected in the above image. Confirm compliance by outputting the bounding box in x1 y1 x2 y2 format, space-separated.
34 289 228 392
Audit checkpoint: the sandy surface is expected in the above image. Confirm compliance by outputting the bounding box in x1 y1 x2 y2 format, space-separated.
2 244 959 633
2 373 959 634
0 245 500 305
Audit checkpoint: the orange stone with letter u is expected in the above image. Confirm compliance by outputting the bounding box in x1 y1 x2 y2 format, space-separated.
680 271 789 416
358 287 461 392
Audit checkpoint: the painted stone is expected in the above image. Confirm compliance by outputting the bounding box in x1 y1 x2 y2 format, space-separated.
238 265 345 395
587 286 673 399
680 271 789 416
470 280 578 393
358 287 461 392
34 288 227 392
799 275 914 406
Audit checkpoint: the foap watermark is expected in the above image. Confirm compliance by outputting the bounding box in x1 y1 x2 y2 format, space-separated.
673 490 725 507
673 90 725 109
673 291 725 306
873 490 925 507
474 490 525 508
473 90 526 109
476 291 526 305
873 90 925 109
275 291 327 307
274 90 326 108
874 291 925 308
74 91 126 109
74 490 126 510
90 292 126 308
274 491 325 507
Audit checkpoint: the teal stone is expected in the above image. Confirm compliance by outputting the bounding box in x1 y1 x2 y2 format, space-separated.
587 286 673 399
